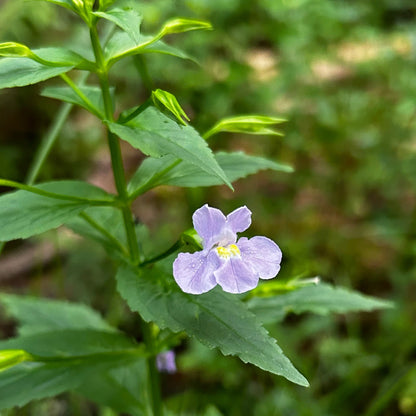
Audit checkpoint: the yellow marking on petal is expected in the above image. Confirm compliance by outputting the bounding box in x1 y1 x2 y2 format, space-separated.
216 246 231 259
229 244 240 256
216 244 240 259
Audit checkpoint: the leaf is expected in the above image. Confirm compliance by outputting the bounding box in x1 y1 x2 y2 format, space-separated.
108 107 232 189
32 47 94 69
35 0 77 13
76 360 148 416
0 330 139 358
41 85 114 115
0 352 143 410
247 282 394 324
0 180 113 242
0 293 115 336
152 89 190 125
0 57 72 89
65 206 128 258
94 4 143 43
104 31 195 66
204 115 286 139
116 264 309 386
128 151 293 196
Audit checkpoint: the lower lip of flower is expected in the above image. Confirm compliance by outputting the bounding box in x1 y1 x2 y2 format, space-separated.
216 244 241 259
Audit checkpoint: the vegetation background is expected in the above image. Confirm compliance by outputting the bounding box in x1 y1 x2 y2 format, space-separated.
0 0 415 415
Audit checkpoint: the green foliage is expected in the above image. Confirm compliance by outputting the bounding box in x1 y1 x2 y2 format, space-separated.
0 57 72 89
0 180 113 242
248 282 393 324
93 4 143 43
108 106 232 189
0 293 116 336
116 264 309 386
128 151 293 194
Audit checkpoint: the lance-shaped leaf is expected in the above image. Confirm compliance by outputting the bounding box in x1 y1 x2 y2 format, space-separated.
128 151 293 197
0 57 72 89
152 89 190 125
247 282 393 324
0 293 116 336
94 4 143 43
105 18 210 67
116 264 309 386
0 331 145 411
0 180 114 242
108 106 232 189
41 85 115 116
204 115 286 139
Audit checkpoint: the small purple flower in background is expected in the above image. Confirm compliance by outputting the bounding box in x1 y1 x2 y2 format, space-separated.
156 350 177 374
173 204 282 294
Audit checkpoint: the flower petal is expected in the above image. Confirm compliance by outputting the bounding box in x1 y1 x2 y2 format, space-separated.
238 236 282 279
173 249 220 294
226 206 252 234
192 204 227 249
214 257 259 294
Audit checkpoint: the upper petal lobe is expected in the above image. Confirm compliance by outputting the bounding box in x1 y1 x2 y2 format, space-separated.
192 204 227 249
173 249 220 294
238 236 282 279
226 206 252 234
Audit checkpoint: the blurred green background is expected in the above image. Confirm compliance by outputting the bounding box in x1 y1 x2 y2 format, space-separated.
1 0 416 415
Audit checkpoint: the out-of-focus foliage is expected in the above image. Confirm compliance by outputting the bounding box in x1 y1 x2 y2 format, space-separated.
0 0 415 414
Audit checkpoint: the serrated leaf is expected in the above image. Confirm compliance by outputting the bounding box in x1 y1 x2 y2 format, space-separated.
204 115 286 139
247 282 393 324
0 294 115 336
152 89 190 125
65 206 128 258
0 330 139 358
0 57 72 89
108 106 232 189
128 151 293 196
104 31 195 66
94 5 143 43
0 352 143 411
41 85 114 115
116 264 309 386
0 180 113 242
76 360 148 416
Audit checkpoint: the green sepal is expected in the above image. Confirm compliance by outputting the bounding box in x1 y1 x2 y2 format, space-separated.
204 115 286 139
152 89 190 125
0 350 34 372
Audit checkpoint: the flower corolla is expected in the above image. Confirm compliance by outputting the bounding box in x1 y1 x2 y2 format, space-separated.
173 204 282 294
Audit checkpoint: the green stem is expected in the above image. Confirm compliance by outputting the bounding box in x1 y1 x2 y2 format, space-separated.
0 179 116 206
79 212 129 256
59 73 104 118
141 320 163 416
90 22 163 416
140 240 182 266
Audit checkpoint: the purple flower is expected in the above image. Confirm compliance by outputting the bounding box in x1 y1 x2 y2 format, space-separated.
173 204 282 294
156 350 177 374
